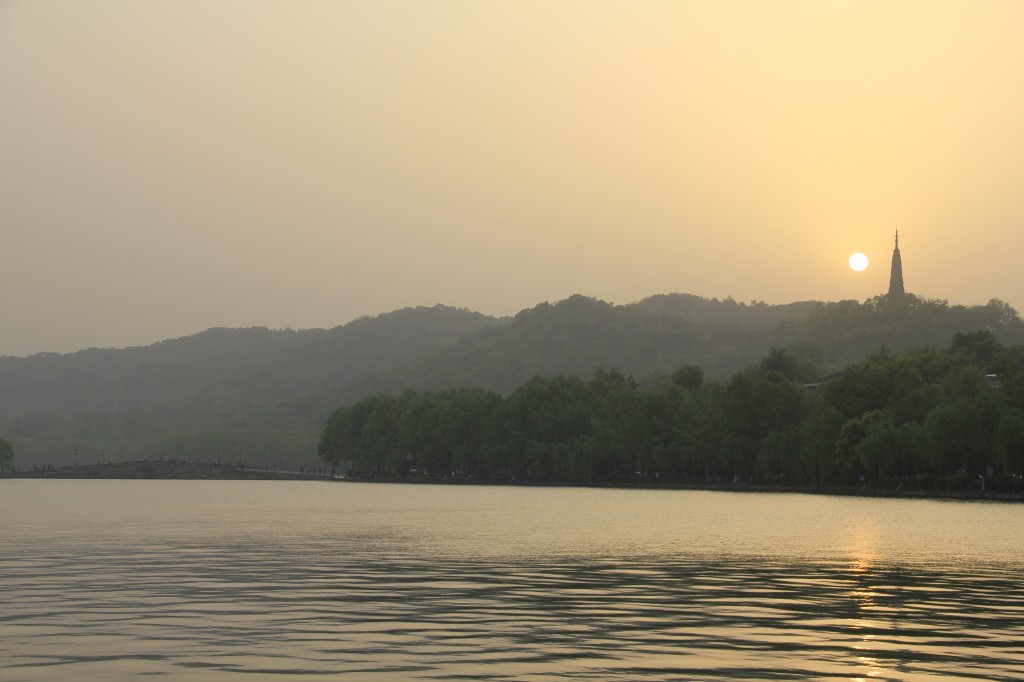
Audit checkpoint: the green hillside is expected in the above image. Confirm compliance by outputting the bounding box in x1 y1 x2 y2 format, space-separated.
347 293 1024 398
0 305 498 468
2 292 1021 471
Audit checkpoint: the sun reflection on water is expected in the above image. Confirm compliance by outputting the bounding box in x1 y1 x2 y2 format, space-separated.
843 517 892 680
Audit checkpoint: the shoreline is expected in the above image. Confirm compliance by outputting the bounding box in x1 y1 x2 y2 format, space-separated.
4 463 1022 502
335 475 1024 503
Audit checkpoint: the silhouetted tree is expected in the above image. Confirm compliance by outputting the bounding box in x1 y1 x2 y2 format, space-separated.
671 364 704 391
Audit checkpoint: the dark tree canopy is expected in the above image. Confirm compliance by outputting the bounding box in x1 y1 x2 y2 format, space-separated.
320 335 1024 494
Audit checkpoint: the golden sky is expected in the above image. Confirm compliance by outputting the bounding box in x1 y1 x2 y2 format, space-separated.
2 1 1023 355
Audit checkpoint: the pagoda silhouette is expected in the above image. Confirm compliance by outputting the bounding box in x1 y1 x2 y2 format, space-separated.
888 229 905 298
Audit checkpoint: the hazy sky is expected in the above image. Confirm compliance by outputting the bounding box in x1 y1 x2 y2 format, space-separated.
3 1 1023 356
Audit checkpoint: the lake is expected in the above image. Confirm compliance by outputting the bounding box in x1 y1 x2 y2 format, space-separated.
2 480 1023 681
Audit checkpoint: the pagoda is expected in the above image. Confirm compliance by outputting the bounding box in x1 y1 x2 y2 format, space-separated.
888 229 905 297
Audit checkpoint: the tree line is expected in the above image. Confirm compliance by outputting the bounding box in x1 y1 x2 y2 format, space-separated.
318 331 1024 493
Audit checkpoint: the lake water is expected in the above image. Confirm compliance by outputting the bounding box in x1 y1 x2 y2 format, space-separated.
2 480 1023 681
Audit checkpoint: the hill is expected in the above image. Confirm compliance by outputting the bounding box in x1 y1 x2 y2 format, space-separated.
2 292 1022 470
0 305 498 468
344 295 818 398
343 293 1024 398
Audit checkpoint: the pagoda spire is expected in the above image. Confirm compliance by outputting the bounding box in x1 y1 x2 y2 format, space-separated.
888 228 905 297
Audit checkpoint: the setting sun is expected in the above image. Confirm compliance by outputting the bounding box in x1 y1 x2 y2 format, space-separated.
849 253 869 272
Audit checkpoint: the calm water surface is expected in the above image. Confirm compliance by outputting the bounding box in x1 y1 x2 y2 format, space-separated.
2 480 1023 681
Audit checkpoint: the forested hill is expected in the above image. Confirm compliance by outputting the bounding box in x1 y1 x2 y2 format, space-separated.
630 293 821 328
0 305 498 466
341 293 1024 398
345 295 817 398
0 305 497 415
2 292 1022 470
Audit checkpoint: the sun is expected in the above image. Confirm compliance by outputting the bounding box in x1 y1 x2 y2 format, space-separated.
849 252 869 272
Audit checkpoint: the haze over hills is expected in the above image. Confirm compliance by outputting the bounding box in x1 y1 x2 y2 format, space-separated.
2 292 1022 470
0 305 498 468
350 294 823 398
354 293 1024 397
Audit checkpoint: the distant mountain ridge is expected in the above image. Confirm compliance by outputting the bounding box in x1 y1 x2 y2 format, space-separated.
0 305 499 467
0 305 497 415
2 292 1022 469
348 293 1024 399
350 295 821 397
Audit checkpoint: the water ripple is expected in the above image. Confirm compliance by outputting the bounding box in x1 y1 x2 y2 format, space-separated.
3 481 1024 680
